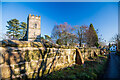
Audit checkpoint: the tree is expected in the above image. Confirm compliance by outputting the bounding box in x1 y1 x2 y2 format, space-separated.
56 39 62 45
6 19 21 39
45 35 51 41
86 24 98 47
111 34 120 44
74 25 88 47
45 35 54 43
111 34 120 50
51 22 76 46
98 41 106 48
68 33 78 46
20 22 27 39
6 19 27 40
41 36 44 39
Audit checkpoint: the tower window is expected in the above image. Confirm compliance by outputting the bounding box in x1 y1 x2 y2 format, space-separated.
35 24 37 28
34 32 35 36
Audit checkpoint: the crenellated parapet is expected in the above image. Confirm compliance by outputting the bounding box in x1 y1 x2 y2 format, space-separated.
28 14 41 20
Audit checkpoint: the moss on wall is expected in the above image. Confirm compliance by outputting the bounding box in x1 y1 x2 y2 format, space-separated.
2 40 76 49
0 40 101 79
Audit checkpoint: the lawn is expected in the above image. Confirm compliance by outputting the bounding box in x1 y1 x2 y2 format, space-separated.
42 55 108 80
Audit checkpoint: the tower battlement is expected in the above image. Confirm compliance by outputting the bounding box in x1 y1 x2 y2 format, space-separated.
28 14 41 20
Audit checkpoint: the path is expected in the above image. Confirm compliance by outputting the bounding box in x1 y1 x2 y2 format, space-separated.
102 52 120 80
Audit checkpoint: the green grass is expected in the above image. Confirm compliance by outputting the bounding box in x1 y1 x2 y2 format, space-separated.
116 52 120 56
42 55 108 80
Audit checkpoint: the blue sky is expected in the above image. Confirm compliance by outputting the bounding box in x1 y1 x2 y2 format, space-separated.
1 2 118 44
1 0 119 2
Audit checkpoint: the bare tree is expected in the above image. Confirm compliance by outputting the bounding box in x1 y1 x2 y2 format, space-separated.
111 34 120 44
74 25 88 47
51 22 76 46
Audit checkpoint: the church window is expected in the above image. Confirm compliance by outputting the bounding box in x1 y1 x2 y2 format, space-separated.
35 23 37 28
34 32 35 36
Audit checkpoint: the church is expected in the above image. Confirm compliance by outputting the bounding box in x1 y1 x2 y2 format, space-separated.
23 14 41 42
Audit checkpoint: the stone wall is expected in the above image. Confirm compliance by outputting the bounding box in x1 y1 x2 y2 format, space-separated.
0 40 101 79
0 47 76 79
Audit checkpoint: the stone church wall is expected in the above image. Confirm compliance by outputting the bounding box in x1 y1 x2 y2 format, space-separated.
26 14 41 42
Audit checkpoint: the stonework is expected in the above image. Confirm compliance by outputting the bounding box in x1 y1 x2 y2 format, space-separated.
0 40 102 79
26 14 41 42
0 47 76 79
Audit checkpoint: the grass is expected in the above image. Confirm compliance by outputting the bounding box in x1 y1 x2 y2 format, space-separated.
116 52 120 56
42 55 108 80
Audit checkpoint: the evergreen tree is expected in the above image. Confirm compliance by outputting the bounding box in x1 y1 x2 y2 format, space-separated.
6 19 21 39
45 35 51 41
86 24 98 47
6 19 27 40
20 22 27 39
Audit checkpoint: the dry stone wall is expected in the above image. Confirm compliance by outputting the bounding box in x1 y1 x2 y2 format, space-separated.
0 40 101 79
0 47 76 79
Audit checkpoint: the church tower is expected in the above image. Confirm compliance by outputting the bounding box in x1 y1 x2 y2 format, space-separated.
26 14 41 41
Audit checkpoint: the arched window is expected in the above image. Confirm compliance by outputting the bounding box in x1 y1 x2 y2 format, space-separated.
35 23 37 28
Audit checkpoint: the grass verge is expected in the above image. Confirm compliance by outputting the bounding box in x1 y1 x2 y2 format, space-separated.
116 52 120 56
42 55 108 80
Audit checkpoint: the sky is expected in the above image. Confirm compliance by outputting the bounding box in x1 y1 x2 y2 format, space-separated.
1 0 120 2
1 2 118 44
